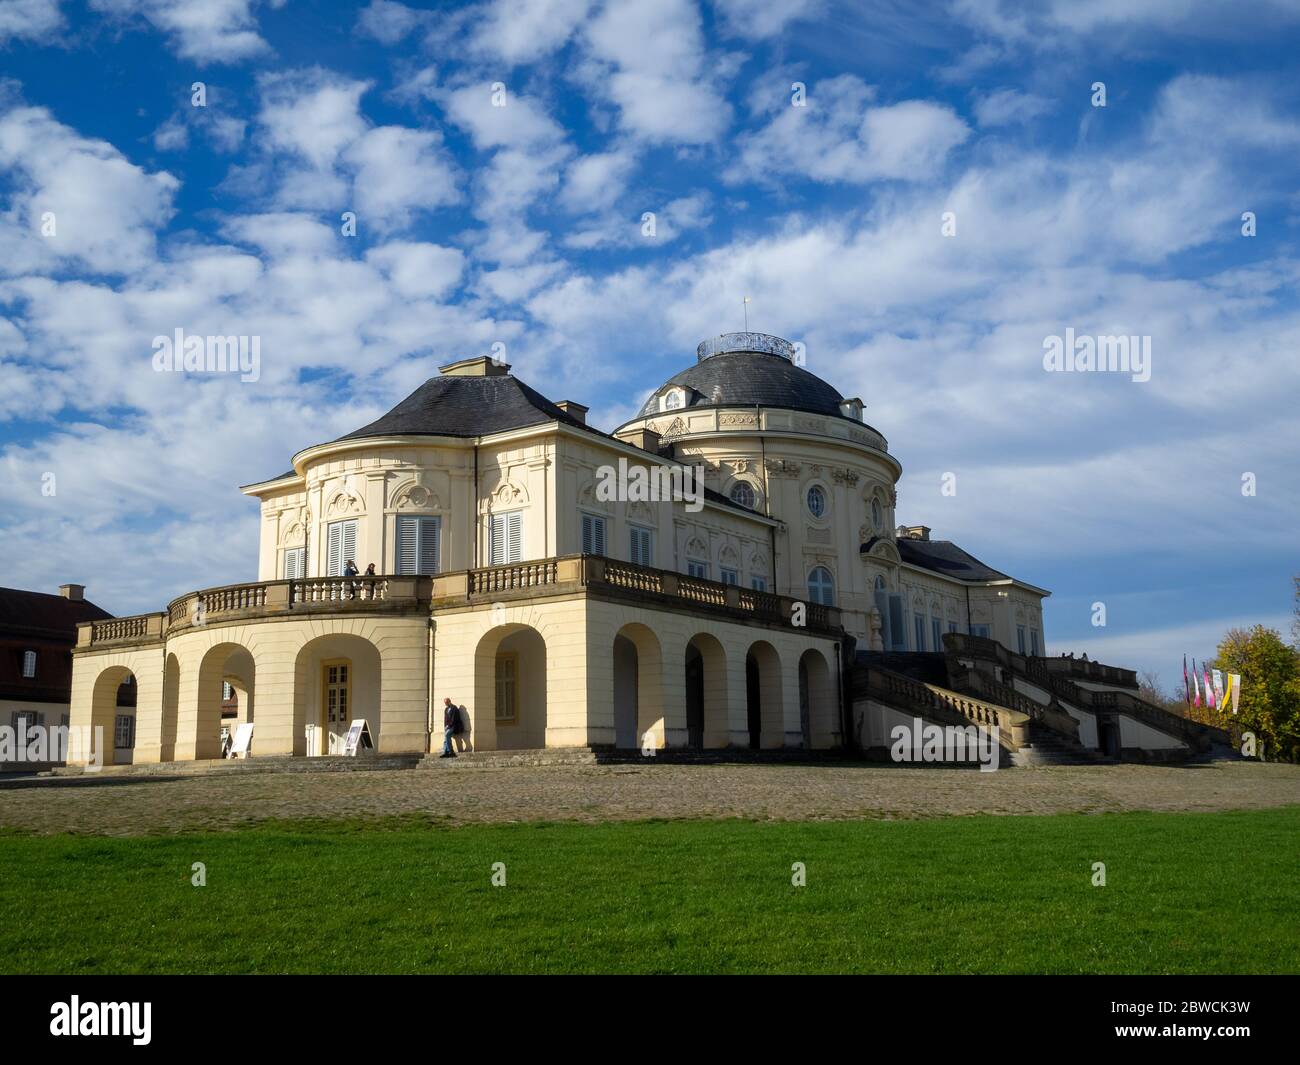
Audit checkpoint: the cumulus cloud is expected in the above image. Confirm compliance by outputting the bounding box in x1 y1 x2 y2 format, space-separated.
89 0 271 63
729 75 970 185
0 0 64 42
578 0 731 145
0 102 179 276
244 69 460 232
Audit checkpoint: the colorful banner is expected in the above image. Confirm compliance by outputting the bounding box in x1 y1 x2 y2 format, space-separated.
1230 673 1242 715
1212 669 1225 704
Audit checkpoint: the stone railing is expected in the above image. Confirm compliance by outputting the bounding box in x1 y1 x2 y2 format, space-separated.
1042 656 1137 688
78 613 165 649
82 553 845 649
859 667 1027 748
942 630 1228 750
468 560 560 595
293 577 389 603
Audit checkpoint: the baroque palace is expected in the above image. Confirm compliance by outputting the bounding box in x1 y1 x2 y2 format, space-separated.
67 334 1231 767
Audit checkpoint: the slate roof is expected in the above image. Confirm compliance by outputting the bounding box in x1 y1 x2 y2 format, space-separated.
0 587 113 640
243 373 768 519
336 375 590 441
892 539 1012 583
636 349 848 419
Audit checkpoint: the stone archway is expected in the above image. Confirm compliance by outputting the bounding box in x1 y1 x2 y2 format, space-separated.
685 633 728 749
292 634 382 756
473 625 547 751
613 623 664 750
799 648 835 749
745 640 783 750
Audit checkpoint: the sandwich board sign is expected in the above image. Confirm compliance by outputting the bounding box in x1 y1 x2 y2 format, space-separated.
231 722 255 758
344 719 374 756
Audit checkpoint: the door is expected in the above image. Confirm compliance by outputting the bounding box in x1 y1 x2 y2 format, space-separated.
321 659 351 754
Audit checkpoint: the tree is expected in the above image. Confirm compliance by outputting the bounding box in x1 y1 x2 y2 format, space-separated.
1214 626 1300 761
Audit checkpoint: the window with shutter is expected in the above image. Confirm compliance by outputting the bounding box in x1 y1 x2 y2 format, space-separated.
396 515 441 575
932 617 942 651
22 650 36 678
326 520 356 576
490 511 523 565
687 560 709 579
629 526 653 567
581 513 606 556
283 546 305 579
720 568 738 585
888 595 906 651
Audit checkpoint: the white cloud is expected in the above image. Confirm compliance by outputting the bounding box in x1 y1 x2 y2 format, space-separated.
441 82 567 149
355 0 424 44
729 75 970 185
468 0 592 63
0 103 178 276
713 0 821 39
558 147 638 213
248 69 460 232
579 0 731 145
973 87 1051 127
0 0 64 42
366 240 466 299
89 0 270 63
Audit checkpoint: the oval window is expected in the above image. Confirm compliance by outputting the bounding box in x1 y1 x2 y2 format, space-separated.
730 481 756 509
807 484 826 518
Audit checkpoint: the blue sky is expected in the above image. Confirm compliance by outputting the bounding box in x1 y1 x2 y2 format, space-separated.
1 0 1297 690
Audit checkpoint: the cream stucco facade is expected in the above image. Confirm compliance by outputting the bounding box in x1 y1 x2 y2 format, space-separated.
66 333 1048 766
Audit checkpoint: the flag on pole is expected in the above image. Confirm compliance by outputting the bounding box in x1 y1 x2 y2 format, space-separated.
1213 669 1225 705
1183 654 1191 706
1192 662 1202 707
1230 673 1242 715
1204 666 1215 709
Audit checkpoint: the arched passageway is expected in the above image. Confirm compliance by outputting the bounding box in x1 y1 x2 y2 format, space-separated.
473 625 547 751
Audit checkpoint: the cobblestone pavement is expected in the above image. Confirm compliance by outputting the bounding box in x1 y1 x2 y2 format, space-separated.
2 760 1299 836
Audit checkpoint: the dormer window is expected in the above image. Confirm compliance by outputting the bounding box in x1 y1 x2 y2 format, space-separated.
839 397 863 422
660 388 685 412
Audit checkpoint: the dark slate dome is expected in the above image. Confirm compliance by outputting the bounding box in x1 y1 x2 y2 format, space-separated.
635 333 847 420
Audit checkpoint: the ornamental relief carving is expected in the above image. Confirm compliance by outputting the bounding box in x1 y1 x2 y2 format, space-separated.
392 483 440 511
832 467 860 486
720 414 759 428
765 458 801 477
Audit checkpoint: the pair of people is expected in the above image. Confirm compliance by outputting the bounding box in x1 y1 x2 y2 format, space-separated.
341 560 378 598
440 696 471 757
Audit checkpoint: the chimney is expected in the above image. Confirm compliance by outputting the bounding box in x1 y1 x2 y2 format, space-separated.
555 400 588 424
59 583 85 601
614 427 662 453
897 525 931 541
438 355 510 377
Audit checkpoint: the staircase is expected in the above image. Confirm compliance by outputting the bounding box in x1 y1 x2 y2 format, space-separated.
1013 722 1115 767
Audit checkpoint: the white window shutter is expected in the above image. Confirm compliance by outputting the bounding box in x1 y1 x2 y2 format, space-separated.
419 517 440 574
508 511 522 563
397 517 418 574
327 523 342 576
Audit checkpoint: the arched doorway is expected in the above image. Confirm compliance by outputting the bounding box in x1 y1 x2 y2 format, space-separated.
189 643 256 760
293 635 382 756
161 654 180 762
89 665 136 767
684 633 727 748
798 648 834 748
745 640 783 749
474 625 547 751
612 623 663 749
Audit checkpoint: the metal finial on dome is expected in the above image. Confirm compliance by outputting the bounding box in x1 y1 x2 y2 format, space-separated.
696 333 796 363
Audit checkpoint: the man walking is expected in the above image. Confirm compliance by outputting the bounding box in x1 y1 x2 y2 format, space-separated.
440 696 460 758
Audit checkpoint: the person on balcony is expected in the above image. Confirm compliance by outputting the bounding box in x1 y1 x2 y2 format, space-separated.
343 559 359 599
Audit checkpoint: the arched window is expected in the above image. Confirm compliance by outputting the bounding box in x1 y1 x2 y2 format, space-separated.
806 484 826 518
730 481 756 509
871 497 882 532
662 390 682 410
807 567 835 606
873 575 886 592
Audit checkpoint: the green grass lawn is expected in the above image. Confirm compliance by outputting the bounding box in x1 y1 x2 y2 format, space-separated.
2 808 1297 974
